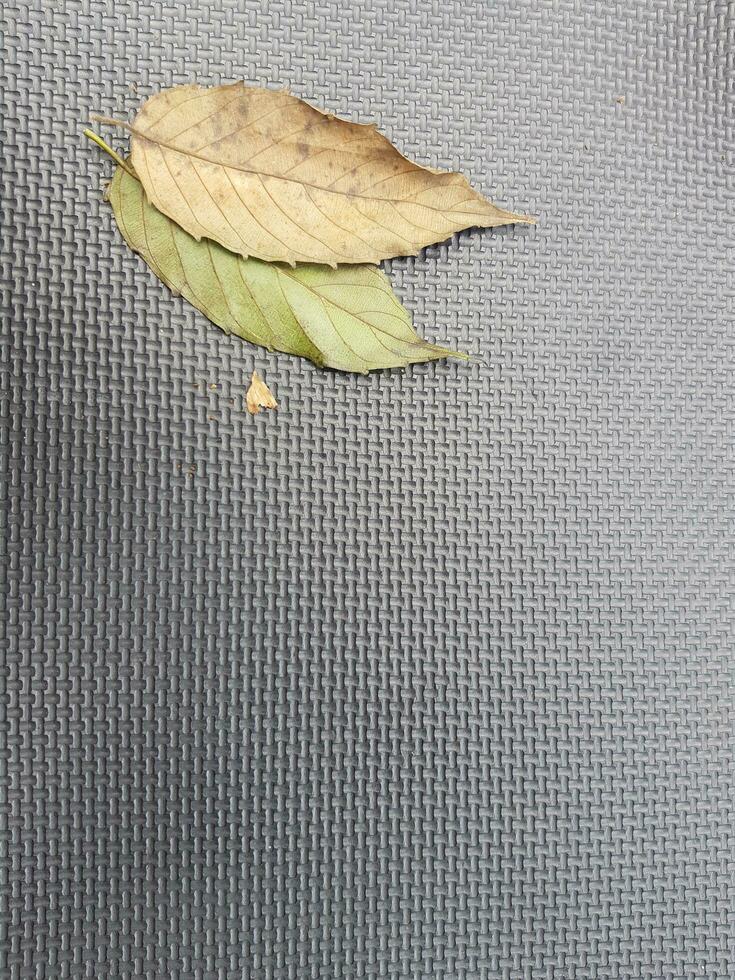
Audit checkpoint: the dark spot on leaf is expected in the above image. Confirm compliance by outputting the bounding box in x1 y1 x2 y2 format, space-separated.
210 116 227 138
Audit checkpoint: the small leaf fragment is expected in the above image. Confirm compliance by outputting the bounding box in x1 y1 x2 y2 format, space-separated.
105 165 465 373
101 82 534 266
246 371 277 415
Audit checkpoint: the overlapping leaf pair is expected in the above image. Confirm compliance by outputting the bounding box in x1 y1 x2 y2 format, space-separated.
88 83 533 373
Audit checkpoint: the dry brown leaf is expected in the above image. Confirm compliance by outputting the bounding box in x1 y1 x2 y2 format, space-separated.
102 82 533 266
246 371 277 415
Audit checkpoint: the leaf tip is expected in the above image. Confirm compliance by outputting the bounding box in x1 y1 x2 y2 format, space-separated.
426 343 471 364
499 208 536 226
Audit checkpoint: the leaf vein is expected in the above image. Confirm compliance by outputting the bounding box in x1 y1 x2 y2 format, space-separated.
233 261 278 348
353 203 416 245
316 296 371 369
256 175 345 261
187 156 250 249
165 91 247 142
221 169 297 261
155 147 210 238
280 270 434 349
192 95 297 153
300 186 377 257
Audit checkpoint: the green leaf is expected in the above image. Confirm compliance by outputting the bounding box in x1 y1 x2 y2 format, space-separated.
105 166 467 374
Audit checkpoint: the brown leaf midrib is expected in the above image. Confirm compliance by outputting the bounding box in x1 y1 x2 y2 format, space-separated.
131 128 488 215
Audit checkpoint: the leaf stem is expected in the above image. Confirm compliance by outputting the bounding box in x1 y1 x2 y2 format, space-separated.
83 129 137 177
89 113 133 131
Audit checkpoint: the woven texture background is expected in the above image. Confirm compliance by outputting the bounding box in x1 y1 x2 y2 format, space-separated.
2 1 735 978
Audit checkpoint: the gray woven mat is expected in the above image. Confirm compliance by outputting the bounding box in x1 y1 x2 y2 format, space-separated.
2 1 734 977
